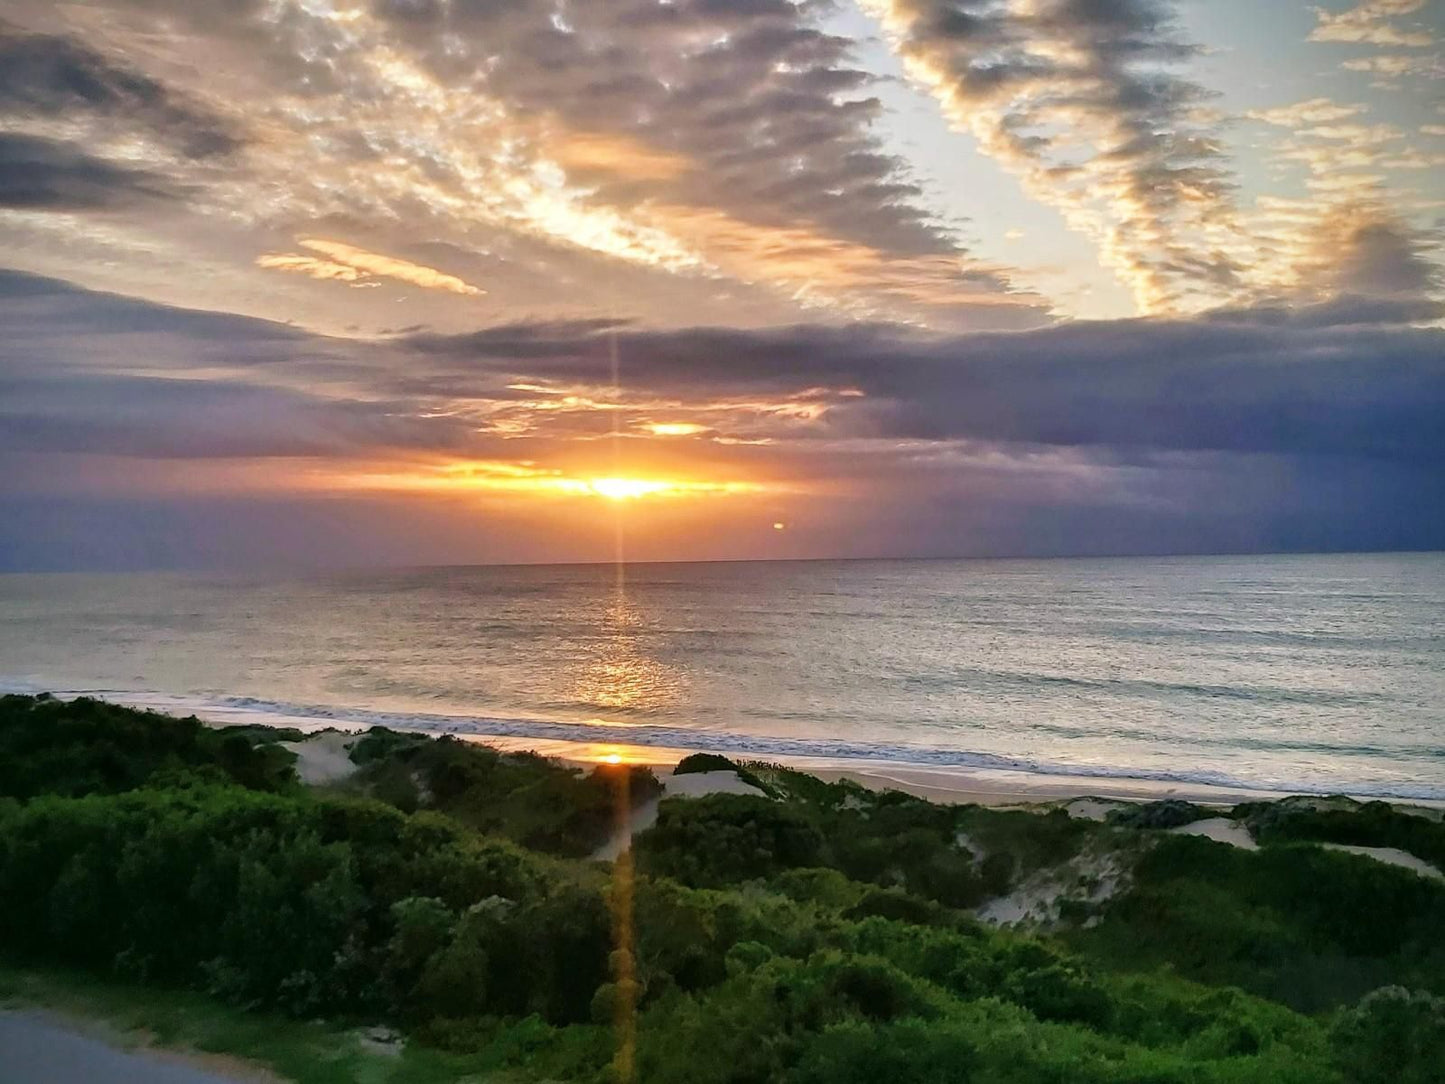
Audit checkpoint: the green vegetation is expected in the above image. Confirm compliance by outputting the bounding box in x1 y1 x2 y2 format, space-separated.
348 725 662 857
0 693 298 797
1238 795 1445 869
2 694 1443 1082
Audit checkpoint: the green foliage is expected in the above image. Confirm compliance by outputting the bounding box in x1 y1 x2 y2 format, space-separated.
637 793 826 886
634 784 1058 907
6 696 1442 1084
1071 834 1445 1011
1108 799 1214 830
349 728 663 857
0 785 563 1019
0 694 297 797
1330 987 1445 1084
1238 796 1445 869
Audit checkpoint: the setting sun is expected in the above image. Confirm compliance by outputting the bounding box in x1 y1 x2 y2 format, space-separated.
586 477 673 500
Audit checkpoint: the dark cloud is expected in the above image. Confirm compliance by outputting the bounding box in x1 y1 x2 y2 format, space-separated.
1203 294 1445 329
405 316 1445 465
2 270 1442 568
0 23 241 158
0 269 303 343
1327 216 1441 299
0 132 178 210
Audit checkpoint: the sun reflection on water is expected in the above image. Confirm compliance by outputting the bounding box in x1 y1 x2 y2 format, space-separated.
572 593 685 714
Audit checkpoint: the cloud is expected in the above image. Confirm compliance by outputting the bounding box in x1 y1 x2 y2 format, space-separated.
1 0 1036 326
1341 53 1444 79
1309 1 1434 48
255 254 368 285
2 269 1442 566
861 0 1243 314
0 23 241 159
256 239 485 296
0 133 175 210
1248 98 1368 127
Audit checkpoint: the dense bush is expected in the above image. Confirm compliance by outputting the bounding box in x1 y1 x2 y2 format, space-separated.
637 793 826 886
0 786 561 1017
349 727 662 857
6 696 1443 1083
1238 796 1445 869
1071 834 1445 1011
1330 987 1445 1084
1108 799 1213 830
0 694 297 797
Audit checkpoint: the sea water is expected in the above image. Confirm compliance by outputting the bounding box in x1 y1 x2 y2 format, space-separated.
1 553 1441 799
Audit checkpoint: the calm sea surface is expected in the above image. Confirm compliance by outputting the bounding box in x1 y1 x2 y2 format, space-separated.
1 554 1442 799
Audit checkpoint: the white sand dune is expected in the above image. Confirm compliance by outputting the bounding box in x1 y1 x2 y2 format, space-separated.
278 730 361 785
1062 798 1130 822
1318 843 1444 881
1168 818 1259 850
976 846 1128 928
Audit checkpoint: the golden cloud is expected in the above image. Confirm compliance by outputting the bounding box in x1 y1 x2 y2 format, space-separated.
298 238 484 295
553 130 692 182
255 253 367 283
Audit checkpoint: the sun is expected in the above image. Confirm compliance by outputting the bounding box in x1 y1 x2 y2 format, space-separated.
587 477 673 499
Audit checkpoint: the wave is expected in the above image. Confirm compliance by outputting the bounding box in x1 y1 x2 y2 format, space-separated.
6 680 1442 803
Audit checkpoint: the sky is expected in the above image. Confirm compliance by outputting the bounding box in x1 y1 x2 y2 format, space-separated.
0 0 1442 570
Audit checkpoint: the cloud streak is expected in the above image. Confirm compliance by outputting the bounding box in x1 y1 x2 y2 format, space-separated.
260 239 485 296
861 0 1243 313
1309 1 1434 48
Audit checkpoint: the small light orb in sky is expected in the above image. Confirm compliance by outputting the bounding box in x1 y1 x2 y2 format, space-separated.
773 522 786 531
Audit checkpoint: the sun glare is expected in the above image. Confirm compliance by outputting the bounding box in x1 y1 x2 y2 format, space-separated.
587 477 674 499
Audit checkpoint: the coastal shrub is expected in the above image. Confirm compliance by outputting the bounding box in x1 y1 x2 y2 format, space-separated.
349 729 662 857
0 694 297 797
6 696 1436 1083
1239 797 1445 870
954 805 1090 874
1072 834 1445 1010
673 752 740 775
1330 987 1445 1084
636 793 826 886
0 785 565 1019
1108 799 1213 830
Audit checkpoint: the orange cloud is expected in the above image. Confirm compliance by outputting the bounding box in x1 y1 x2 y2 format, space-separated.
255 253 368 284
554 130 692 181
292 238 484 295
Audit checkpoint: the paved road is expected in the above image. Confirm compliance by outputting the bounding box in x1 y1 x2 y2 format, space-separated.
0 1011 254 1083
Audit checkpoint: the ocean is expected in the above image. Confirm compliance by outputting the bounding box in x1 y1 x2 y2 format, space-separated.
1 553 1442 800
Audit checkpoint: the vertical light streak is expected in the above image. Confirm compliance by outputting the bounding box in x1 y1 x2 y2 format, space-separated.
609 765 639 1084
605 319 638 1083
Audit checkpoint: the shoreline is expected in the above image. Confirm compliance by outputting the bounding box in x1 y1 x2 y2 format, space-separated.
14 687 1442 811
245 721 1445 813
